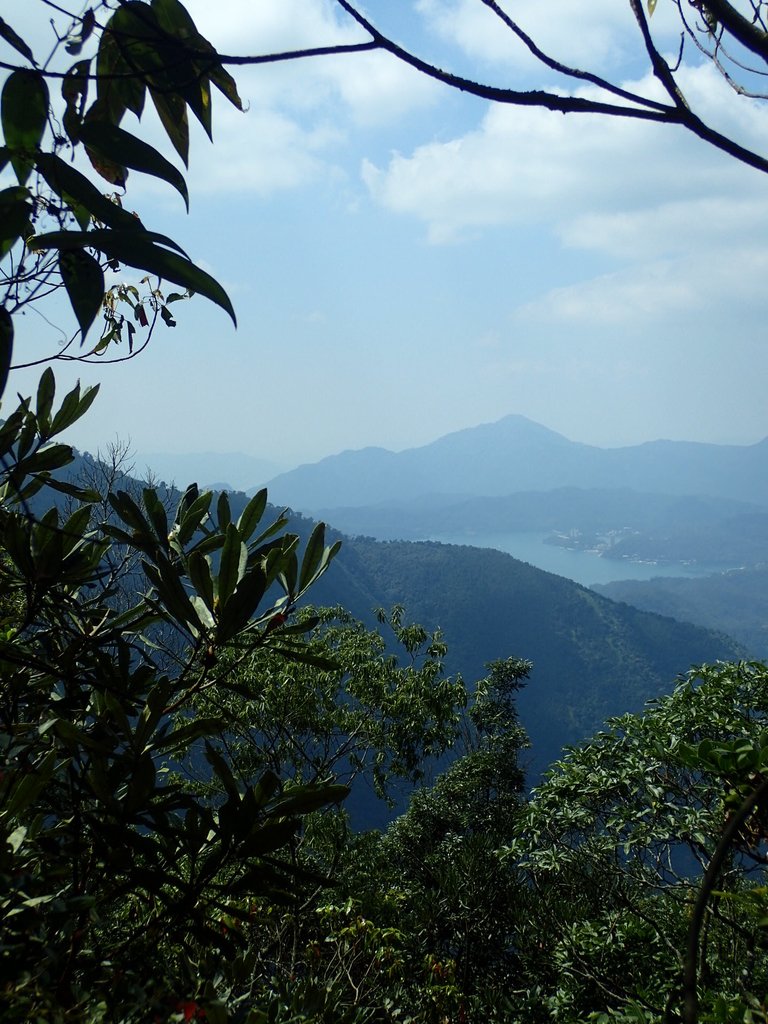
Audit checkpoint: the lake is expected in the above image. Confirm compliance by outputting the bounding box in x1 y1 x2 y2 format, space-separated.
428 531 729 587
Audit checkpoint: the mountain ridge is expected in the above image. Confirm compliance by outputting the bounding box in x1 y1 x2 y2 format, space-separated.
264 414 768 510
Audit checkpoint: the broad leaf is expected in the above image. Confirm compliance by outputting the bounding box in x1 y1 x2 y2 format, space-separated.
150 89 189 166
78 121 189 210
59 250 105 340
1 70 48 185
29 229 235 324
61 60 90 142
0 184 32 258
36 153 142 232
0 17 36 64
217 522 247 609
237 489 268 542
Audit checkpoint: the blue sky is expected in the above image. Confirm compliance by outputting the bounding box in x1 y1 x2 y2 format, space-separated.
8 0 768 473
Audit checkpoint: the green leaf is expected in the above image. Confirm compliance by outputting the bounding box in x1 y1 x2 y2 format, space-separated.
152 0 243 114
6 825 27 854
217 491 231 531
78 121 189 210
0 17 36 64
298 522 327 594
0 306 12 401
647 0 658 13
214 566 268 640
267 783 350 817
29 230 236 325
155 717 226 753
109 489 152 534
174 488 212 547
142 487 169 544
217 522 247 609
142 558 199 632
251 770 281 808
237 489 267 542
64 9 96 56
1 70 48 185
96 5 151 123
50 380 100 435
188 551 215 612
59 250 105 340
36 368 56 429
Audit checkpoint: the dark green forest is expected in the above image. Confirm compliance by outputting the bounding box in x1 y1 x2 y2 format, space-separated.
2 3 768 1023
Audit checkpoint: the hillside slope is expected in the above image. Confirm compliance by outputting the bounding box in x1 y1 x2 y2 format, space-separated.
310 538 743 772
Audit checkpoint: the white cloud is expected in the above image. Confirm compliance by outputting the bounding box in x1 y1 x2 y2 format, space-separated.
517 242 768 328
362 62 768 242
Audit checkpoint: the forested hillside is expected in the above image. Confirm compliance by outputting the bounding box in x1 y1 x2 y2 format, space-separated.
595 566 768 659
309 536 743 771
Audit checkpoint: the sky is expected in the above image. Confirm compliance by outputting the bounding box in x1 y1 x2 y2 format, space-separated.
7 0 768 474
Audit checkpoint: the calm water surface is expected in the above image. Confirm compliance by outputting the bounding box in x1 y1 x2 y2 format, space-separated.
429 531 728 587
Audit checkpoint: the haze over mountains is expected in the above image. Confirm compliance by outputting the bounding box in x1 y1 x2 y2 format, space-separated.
255 414 768 686
60 442 749 783
263 414 768 511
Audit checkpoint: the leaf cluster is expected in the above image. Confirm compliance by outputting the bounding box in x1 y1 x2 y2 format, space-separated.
0 373 344 1022
0 0 242 378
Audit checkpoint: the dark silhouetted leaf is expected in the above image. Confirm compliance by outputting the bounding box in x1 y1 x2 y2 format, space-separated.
1 70 48 185
61 60 89 142
150 90 189 166
0 184 32 258
79 121 189 209
0 306 12 400
36 153 141 232
0 17 36 64
29 230 235 324
60 249 105 340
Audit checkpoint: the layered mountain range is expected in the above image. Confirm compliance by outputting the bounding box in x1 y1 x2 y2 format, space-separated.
263 415 768 510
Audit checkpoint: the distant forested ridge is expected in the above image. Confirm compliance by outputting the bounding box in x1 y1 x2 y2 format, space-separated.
595 567 768 660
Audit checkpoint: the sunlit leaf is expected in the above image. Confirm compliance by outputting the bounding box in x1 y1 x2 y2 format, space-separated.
237 489 267 542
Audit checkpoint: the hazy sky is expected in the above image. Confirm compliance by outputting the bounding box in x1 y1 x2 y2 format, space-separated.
8 0 768 470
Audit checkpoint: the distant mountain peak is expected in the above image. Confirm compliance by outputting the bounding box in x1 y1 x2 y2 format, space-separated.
264 414 768 512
